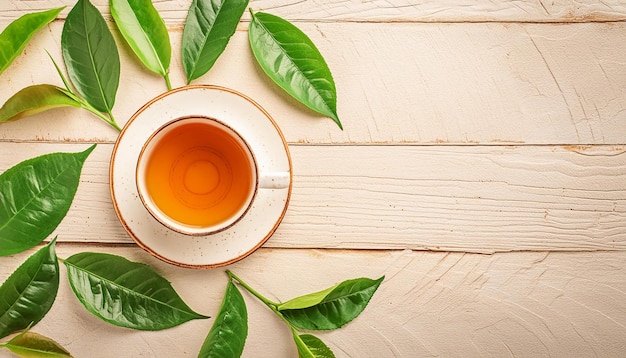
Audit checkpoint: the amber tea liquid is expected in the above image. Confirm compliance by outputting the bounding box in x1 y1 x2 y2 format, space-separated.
143 119 254 228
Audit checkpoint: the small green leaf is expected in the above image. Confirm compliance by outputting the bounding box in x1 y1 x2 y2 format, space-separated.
294 333 336 358
46 52 73 93
0 85 82 123
5 330 72 357
0 7 64 77
277 285 335 311
110 0 171 85
0 146 95 256
182 0 248 84
64 252 209 330
0 240 59 339
62 0 120 114
278 276 384 330
248 11 341 129
198 280 247 358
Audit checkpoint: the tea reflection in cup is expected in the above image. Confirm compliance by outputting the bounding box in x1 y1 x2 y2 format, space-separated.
136 116 289 235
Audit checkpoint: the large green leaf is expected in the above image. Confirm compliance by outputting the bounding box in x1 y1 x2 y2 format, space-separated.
0 146 95 256
110 0 171 82
0 84 82 123
3 330 72 357
0 7 64 77
198 280 247 358
278 276 384 330
64 252 209 330
0 241 59 339
294 333 336 358
62 0 120 114
248 11 341 129
182 0 248 84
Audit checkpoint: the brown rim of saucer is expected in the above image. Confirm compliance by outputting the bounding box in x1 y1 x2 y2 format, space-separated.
109 84 293 269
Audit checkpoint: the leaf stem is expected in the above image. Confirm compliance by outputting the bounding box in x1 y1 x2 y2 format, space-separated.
93 108 121 131
46 50 121 131
105 109 121 131
226 270 278 308
60 89 120 130
164 72 173 91
80 100 121 131
226 270 301 332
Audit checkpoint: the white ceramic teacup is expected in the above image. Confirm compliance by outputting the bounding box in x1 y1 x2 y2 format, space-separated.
136 116 290 236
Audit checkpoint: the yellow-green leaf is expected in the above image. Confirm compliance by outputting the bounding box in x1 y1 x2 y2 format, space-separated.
0 7 64 77
0 85 81 123
4 331 72 357
110 0 171 86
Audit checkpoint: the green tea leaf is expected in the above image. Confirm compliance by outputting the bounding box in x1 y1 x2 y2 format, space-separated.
278 276 384 330
182 0 248 84
0 146 95 256
5 330 72 357
0 84 82 123
64 252 209 330
62 0 120 114
294 333 336 358
0 7 64 77
110 0 171 83
0 240 59 339
277 285 335 311
45 53 122 131
248 11 341 129
198 280 247 358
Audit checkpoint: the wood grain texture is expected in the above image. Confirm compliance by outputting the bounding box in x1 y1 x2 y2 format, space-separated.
0 21 625 145
3 0 626 23
0 142 622 253
0 1 624 357
1 245 625 357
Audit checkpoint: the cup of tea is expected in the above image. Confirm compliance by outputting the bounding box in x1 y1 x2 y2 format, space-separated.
136 115 290 236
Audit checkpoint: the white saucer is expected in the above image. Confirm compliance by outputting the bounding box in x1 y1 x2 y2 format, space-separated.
110 85 292 268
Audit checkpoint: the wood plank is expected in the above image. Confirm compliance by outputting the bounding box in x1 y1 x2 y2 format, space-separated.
0 142 623 253
2 246 625 357
3 0 626 23
0 22 625 145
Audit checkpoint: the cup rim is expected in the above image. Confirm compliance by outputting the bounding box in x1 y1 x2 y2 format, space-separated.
135 115 260 236
109 84 293 269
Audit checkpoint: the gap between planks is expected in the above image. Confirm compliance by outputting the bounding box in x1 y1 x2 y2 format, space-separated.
48 240 626 256
0 138 624 149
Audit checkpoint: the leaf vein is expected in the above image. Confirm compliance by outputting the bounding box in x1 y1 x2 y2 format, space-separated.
64 261 201 319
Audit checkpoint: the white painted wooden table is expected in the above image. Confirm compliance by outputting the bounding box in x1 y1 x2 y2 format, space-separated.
1 1 626 357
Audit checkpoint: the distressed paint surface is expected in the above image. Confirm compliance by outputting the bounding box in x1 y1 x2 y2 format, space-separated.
0 0 624 356
0 143 623 253
1 22 625 145
3 0 626 22
1 246 625 357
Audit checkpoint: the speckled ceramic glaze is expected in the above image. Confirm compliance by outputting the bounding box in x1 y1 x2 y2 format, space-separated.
110 85 292 268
